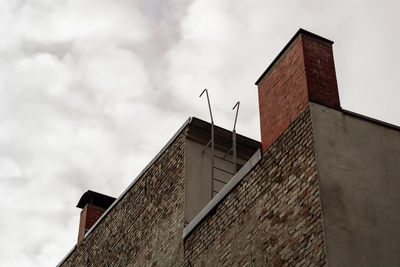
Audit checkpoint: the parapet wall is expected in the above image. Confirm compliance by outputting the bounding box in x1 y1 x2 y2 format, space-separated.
60 108 327 267
310 102 400 267
59 102 400 267
184 108 326 266
61 129 187 266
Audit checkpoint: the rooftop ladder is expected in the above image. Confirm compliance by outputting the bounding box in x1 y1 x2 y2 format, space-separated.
200 89 240 199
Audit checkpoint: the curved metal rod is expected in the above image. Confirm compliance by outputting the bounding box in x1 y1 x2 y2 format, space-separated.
232 101 240 132
200 88 215 199
232 101 240 172
199 89 214 123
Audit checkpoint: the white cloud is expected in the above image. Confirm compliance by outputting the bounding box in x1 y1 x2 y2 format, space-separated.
9 0 149 43
0 157 22 177
0 0 399 266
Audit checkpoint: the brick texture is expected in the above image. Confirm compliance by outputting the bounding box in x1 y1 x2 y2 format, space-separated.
257 36 309 153
61 130 187 266
60 107 327 267
184 108 326 266
257 32 340 153
302 36 340 109
77 205 106 245
57 29 338 267
84 205 105 230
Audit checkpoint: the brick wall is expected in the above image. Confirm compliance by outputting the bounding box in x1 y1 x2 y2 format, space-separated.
257 30 340 153
84 205 105 230
302 36 340 109
57 29 338 266
77 204 105 245
77 205 87 245
257 36 309 153
184 108 326 266
61 109 326 266
61 129 187 266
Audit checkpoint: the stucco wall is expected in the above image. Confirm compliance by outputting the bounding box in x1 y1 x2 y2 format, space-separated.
184 139 248 224
310 102 400 266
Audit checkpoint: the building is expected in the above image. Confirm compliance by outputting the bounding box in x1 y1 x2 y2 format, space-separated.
57 29 400 266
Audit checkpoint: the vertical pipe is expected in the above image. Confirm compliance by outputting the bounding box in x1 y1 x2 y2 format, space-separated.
200 89 215 200
232 101 240 173
211 122 215 199
233 129 237 172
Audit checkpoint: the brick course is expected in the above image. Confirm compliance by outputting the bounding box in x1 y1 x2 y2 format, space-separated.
184 108 326 266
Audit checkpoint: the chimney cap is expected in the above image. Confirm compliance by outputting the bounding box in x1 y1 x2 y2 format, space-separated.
76 190 116 209
255 28 334 85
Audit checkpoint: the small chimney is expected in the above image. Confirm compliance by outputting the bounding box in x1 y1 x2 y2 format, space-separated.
76 190 116 245
256 29 340 153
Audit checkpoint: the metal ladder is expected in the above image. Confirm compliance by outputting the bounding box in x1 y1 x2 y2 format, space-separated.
200 89 240 199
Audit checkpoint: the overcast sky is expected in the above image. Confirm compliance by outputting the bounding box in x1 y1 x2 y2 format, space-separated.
1 0 399 266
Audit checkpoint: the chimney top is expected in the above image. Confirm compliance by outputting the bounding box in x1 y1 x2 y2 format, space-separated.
76 190 116 209
256 28 340 152
255 28 334 85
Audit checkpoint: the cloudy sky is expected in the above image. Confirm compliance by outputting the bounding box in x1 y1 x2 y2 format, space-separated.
1 0 399 266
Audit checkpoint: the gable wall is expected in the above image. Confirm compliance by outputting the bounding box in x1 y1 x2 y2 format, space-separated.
61 129 187 266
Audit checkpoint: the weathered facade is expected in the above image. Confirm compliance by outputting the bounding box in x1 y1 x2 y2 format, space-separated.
310 103 400 267
184 108 326 266
62 127 187 266
58 29 400 267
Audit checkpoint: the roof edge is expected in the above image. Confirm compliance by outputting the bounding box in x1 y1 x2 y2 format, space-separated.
255 28 334 85
342 108 400 131
190 116 261 149
56 117 192 267
309 101 400 131
82 117 192 238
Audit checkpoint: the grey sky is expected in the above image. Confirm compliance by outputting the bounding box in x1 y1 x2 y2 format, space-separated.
0 0 399 266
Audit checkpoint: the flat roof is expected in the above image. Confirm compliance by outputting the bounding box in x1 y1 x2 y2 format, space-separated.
188 117 260 157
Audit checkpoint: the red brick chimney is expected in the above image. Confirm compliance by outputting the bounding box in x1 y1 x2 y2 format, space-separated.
76 190 116 245
256 29 340 153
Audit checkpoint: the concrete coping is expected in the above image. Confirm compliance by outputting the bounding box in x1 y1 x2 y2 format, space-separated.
183 148 262 239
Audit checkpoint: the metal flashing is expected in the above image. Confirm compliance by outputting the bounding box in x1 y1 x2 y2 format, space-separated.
56 246 76 267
